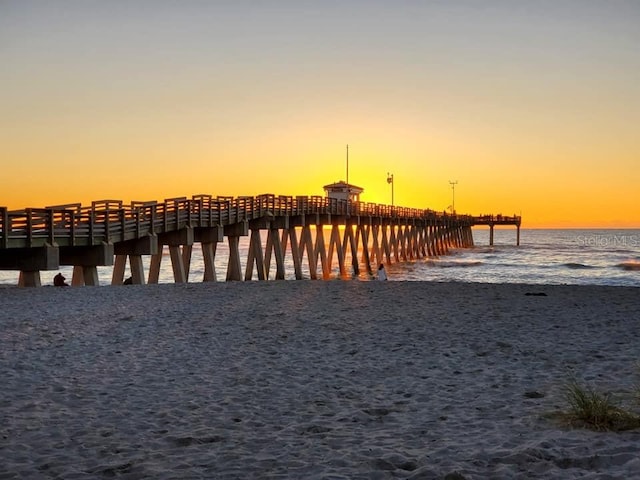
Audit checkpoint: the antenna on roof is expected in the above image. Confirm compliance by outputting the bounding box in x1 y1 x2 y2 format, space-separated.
346 144 349 186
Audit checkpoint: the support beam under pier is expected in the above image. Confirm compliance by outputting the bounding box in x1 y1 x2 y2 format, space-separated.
195 226 224 282
264 218 287 280
224 221 248 281
0 244 59 288
59 242 114 286
0 244 59 271
157 228 194 284
113 235 158 285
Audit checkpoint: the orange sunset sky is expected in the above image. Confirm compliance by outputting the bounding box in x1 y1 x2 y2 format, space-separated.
1 1 638 228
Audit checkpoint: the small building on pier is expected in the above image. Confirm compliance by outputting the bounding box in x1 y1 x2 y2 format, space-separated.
323 181 364 203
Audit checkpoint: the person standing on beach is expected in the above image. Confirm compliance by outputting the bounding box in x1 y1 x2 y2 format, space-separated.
377 263 388 281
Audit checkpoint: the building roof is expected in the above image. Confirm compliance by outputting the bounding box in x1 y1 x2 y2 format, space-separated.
322 181 364 193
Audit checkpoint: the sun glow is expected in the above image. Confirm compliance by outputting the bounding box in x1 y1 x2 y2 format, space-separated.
1 3 638 227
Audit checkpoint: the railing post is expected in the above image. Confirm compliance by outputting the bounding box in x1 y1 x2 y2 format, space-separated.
120 208 126 242
89 208 95 246
150 204 156 235
1 207 8 249
166 201 174 231
26 209 33 247
194 196 202 225
104 206 110 244
70 210 76 246
47 208 55 245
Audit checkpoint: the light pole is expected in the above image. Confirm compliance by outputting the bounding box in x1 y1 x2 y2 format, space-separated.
449 180 458 213
387 172 394 206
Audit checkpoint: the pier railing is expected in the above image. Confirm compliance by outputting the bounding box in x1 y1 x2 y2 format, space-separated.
0 194 486 250
471 214 521 226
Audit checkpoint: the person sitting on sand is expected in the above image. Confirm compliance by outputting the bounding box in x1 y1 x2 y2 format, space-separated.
53 273 69 287
377 263 388 281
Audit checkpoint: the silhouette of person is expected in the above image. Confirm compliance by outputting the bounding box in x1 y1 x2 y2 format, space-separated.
377 263 388 281
53 273 69 287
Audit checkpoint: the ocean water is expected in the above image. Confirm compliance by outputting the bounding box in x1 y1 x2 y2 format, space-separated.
391 228 640 287
1 229 639 287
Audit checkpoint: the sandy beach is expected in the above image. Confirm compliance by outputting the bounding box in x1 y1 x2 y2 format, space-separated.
1 280 640 479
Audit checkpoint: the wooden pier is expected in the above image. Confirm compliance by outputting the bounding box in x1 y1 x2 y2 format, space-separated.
472 214 522 246
0 195 520 287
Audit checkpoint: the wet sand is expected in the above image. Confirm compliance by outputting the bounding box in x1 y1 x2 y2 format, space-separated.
1 281 640 479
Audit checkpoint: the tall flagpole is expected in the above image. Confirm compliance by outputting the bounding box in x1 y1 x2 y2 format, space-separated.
346 144 350 215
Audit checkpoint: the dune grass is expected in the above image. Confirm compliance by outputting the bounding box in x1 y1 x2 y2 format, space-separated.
554 380 640 432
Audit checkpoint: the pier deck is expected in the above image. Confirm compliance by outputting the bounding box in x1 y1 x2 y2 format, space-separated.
0 194 520 286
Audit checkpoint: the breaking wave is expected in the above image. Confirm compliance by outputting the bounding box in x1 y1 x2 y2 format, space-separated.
425 260 483 268
618 261 640 271
563 263 598 270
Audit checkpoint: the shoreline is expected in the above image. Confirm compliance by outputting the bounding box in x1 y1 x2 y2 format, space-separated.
2 281 640 478
1 277 639 290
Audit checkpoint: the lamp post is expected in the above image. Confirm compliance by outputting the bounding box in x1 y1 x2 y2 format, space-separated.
449 180 458 214
387 172 394 206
